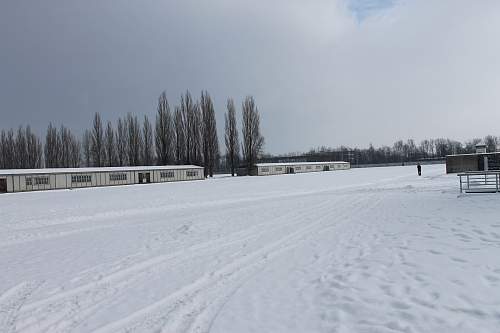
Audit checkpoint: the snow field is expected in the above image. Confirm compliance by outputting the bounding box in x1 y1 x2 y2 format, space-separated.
1 164 500 332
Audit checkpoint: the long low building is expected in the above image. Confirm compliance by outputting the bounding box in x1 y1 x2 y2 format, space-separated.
254 161 350 176
0 165 204 193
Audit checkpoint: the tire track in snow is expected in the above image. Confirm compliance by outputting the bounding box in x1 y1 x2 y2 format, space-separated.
161 194 386 333
91 194 382 333
0 176 410 248
13 196 349 333
0 282 41 333
0 188 341 247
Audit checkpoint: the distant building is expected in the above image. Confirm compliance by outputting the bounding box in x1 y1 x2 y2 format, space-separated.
259 149 354 165
475 143 487 154
0 165 204 193
446 143 500 173
249 161 350 176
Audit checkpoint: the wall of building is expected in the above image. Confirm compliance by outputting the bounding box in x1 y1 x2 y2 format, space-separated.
256 165 286 176
446 155 479 174
2 168 204 193
256 162 350 176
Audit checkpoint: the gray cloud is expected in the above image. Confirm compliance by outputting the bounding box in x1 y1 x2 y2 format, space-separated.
1 0 499 154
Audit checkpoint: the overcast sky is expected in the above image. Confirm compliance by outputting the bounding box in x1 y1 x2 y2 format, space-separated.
1 0 499 154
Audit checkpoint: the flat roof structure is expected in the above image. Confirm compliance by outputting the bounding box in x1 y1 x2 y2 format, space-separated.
446 152 500 158
0 165 204 193
252 161 350 176
255 161 349 167
0 165 201 176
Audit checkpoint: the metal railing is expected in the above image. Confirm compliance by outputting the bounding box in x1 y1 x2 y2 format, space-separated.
458 171 500 193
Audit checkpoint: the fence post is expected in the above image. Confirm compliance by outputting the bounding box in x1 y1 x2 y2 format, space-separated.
467 174 469 191
460 175 463 193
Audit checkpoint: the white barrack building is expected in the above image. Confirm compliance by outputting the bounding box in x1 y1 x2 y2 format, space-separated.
254 161 350 176
0 165 204 193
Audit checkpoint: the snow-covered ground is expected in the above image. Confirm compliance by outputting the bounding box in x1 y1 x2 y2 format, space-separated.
1 164 500 333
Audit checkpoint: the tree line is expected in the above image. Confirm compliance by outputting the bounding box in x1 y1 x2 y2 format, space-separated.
0 91 265 176
294 136 500 165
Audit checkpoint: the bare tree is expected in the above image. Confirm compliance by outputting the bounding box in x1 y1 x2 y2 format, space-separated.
434 138 448 157
200 91 219 177
116 117 127 166
174 106 186 164
0 130 4 169
59 126 81 168
104 121 116 167
180 91 201 164
192 104 203 165
393 140 404 162
142 115 154 166
59 125 75 168
90 113 104 167
12 125 41 169
0 129 16 169
484 135 498 152
419 139 434 157
464 138 482 153
406 139 417 161
225 98 240 176
82 130 92 167
155 92 174 165
68 136 81 167
241 96 264 174
200 92 210 175
59 126 68 167
44 123 60 168
0 130 5 169
6 129 15 169
126 113 142 166
2 125 63 169
15 126 28 168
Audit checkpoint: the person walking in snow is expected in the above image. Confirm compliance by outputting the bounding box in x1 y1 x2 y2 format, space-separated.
417 163 422 176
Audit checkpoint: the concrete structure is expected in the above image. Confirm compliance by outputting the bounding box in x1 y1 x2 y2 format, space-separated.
446 144 500 173
475 143 487 154
254 161 350 176
446 153 500 173
0 165 204 193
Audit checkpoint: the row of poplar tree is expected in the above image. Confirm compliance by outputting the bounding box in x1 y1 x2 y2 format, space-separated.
0 91 265 177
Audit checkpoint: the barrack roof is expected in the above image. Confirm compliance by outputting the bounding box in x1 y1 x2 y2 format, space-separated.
446 152 500 157
255 161 349 167
0 165 203 176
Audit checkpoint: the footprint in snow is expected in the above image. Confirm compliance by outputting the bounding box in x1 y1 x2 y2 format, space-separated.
483 275 500 283
410 297 436 309
176 224 191 234
472 229 486 235
450 257 468 263
391 301 412 310
0 281 40 332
